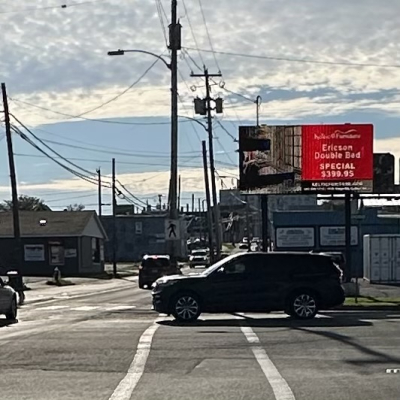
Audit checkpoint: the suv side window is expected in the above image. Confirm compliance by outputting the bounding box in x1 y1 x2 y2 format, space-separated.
246 254 290 279
225 261 247 275
291 255 334 277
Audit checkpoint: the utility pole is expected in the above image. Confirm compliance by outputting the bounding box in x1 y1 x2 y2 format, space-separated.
202 141 214 260
255 96 262 126
2 83 21 270
97 168 102 218
191 194 195 213
198 197 202 240
246 195 251 251
167 0 181 266
191 68 223 259
112 158 117 278
178 174 181 211
344 192 352 283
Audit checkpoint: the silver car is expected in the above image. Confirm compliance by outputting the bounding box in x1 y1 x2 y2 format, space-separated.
0 278 17 320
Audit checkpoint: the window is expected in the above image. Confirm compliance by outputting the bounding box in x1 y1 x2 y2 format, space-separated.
224 261 247 275
49 245 65 266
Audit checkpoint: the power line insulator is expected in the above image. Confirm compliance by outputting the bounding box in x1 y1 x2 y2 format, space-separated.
215 97 224 114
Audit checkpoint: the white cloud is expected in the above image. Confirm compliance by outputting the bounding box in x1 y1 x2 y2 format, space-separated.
2 0 400 124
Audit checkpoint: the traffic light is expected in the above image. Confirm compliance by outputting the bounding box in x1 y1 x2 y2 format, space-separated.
215 97 223 114
194 97 207 115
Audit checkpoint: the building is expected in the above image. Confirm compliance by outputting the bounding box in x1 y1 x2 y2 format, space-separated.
101 214 188 261
0 211 107 276
272 207 400 277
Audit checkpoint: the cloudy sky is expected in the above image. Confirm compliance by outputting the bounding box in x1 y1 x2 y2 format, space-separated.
1 0 400 212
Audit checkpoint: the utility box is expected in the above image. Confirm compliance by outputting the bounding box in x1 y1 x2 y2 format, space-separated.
363 235 400 283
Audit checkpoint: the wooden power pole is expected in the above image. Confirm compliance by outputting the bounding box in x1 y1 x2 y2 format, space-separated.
1 83 22 269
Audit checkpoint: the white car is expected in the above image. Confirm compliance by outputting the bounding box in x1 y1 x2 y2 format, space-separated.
189 249 210 268
0 278 17 320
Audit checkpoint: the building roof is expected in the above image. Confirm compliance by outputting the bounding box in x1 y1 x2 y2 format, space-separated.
0 211 107 238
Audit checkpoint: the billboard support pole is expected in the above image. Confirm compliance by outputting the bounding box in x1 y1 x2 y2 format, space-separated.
344 192 352 283
261 195 269 252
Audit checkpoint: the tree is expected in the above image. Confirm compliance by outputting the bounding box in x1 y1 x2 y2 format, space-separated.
65 203 85 212
0 195 51 211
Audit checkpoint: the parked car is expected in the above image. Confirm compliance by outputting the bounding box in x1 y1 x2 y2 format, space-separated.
0 278 17 320
238 242 249 250
138 255 181 289
152 252 345 322
189 249 210 268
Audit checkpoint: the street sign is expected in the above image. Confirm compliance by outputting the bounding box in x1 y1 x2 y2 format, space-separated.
165 219 180 240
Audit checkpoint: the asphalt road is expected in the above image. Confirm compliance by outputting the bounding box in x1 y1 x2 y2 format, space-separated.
0 269 399 400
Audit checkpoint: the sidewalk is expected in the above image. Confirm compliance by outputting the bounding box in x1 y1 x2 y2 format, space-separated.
340 279 400 310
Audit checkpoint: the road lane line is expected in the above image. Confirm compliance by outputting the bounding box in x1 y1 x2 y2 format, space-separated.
241 325 296 400
108 319 160 400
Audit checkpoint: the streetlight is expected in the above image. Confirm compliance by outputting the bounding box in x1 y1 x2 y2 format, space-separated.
108 49 171 70
108 47 179 264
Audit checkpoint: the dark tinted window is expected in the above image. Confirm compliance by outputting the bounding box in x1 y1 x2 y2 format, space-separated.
142 258 170 269
291 255 336 277
244 254 290 279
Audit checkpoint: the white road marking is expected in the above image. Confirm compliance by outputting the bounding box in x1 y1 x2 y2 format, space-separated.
108 319 161 400
106 305 136 311
70 306 99 311
241 325 296 400
36 305 70 311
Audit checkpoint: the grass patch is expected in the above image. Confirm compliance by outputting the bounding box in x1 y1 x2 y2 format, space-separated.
344 296 400 306
46 279 75 287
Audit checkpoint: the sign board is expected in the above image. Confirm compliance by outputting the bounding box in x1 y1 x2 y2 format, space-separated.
165 219 180 241
65 248 77 258
276 227 315 248
301 124 373 193
24 244 45 262
268 194 318 211
320 226 358 246
373 153 395 194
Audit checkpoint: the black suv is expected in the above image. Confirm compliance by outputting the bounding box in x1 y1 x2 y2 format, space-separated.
139 255 181 289
152 252 345 322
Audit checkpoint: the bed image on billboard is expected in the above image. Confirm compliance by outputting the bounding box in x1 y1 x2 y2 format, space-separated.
238 124 374 194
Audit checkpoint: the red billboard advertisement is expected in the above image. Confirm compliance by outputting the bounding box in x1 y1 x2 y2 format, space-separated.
301 124 373 192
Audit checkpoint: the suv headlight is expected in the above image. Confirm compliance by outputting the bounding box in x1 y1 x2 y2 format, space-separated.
154 279 177 289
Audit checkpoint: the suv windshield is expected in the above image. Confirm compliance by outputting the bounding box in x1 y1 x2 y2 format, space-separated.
142 258 170 269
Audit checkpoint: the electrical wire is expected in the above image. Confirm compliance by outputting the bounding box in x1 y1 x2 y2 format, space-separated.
155 0 169 47
13 127 112 189
181 0 205 67
35 137 198 159
31 125 200 156
11 115 95 176
71 57 162 119
9 98 193 126
183 47 400 69
197 0 221 72
0 0 107 15
214 119 237 142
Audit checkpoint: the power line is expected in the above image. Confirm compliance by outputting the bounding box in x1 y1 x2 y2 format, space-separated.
71 57 162 119
214 119 237 141
0 0 107 15
31 125 199 156
155 0 169 47
9 98 193 126
14 152 207 169
11 115 95 176
181 0 205 67
35 137 199 159
197 0 221 72
183 47 400 69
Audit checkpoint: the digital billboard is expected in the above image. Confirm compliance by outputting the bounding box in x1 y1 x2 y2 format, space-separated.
301 124 373 193
239 124 374 194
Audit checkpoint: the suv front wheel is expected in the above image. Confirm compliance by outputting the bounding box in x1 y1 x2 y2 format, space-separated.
172 293 201 322
287 291 318 320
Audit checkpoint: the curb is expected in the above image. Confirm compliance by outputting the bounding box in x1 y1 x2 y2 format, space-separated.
336 305 400 311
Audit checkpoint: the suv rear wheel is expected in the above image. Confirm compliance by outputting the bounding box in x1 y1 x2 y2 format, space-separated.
172 293 201 322
287 291 318 319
